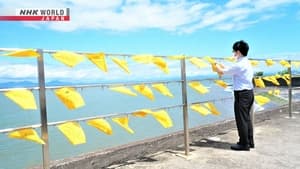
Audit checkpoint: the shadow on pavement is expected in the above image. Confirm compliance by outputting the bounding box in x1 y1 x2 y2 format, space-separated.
191 138 232 150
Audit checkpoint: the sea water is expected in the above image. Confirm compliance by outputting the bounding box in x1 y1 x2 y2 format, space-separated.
0 79 240 169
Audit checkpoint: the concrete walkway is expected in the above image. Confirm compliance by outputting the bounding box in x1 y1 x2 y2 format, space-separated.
108 111 300 169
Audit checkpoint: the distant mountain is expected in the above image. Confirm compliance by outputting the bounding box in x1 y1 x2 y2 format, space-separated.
0 81 37 89
0 80 73 89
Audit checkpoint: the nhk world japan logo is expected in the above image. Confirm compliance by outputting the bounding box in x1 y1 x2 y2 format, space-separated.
0 8 70 21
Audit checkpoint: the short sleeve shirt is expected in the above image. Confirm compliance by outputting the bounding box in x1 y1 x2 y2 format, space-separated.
223 57 253 91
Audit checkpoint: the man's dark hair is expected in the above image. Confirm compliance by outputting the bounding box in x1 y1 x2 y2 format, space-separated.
232 40 249 56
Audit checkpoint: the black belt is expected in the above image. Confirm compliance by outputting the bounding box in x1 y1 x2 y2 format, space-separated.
234 89 253 93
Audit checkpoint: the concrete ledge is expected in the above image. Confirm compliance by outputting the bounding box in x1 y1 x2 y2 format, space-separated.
36 103 299 169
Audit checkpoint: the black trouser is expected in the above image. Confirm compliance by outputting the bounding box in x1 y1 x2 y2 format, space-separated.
234 89 254 146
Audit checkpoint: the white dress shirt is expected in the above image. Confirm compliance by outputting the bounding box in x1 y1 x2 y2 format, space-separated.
223 57 254 91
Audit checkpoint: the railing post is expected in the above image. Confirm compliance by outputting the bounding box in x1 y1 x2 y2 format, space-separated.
37 49 50 169
288 60 292 118
180 58 189 156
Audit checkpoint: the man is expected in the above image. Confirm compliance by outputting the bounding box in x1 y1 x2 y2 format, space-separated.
214 40 254 151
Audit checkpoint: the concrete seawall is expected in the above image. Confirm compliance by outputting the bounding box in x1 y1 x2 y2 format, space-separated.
33 103 299 169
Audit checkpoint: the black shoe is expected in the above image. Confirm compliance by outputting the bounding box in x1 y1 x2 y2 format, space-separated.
237 142 255 148
231 144 250 151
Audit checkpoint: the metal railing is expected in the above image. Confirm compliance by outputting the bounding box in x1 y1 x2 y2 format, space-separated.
0 48 299 169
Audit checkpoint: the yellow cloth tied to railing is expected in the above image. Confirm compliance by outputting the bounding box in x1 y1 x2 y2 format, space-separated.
151 83 173 97
279 60 291 68
86 52 108 72
203 102 221 116
131 54 154 64
168 55 185 60
111 57 130 73
112 116 134 134
150 110 173 128
132 109 152 117
225 56 236 62
152 57 169 73
133 84 155 100
255 95 270 106
131 109 173 128
281 74 291 85
263 76 280 86
191 104 211 116
54 87 85 110
250 60 259 67
3 49 40 57
4 89 37 110
57 122 86 145
188 81 209 94
265 59 275 66
254 77 265 88
203 56 216 64
86 118 113 135
214 80 228 88
189 57 208 68
8 128 45 144
109 86 137 96
52 51 85 67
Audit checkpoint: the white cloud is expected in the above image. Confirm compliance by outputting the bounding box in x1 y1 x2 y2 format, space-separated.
0 0 299 32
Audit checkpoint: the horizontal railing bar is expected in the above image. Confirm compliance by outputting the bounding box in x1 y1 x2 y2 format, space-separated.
1 48 300 62
0 124 42 133
0 80 183 92
190 96 233 105
0 76 233 92
0 104 184 134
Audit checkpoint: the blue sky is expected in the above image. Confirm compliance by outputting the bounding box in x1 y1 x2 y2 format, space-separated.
0 0 300 83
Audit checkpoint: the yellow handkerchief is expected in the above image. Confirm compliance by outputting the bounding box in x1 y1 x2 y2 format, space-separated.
133 84 155 100
225 56 236 62
214 80 228 88
203 56 216 64
150 110 173 128
250 60 259 67
189 57 208 68
168 55 185 60
112 116 134 134
254 77 265 88
109 86 137 96
52 51 85 67
255 95 270 106
265 59 275 66
112 57 130 73
191 104 211 116
132 109 152 117
86 52 108 72
151 83 173 97
279 60 291 68
188 81 209 94
152 57 169 73
203 102 221 116
281 74 291 85
3 49 40 57
131 54 154 64
87 118 112 135
4 89 37 110
57 122 86 145
263 76 280 86
54 87 85 110
8 128 45 144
